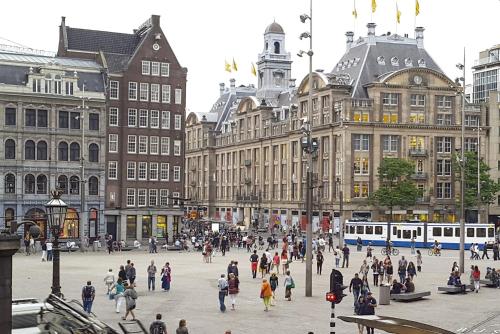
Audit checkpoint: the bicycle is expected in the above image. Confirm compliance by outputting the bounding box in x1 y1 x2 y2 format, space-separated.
428 247 441 256
381 247 399 256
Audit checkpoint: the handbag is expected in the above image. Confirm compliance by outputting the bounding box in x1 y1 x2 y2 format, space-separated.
108 293 115 300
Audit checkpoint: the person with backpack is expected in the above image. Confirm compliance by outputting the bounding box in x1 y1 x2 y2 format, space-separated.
284 270 294 301
81 281 95 314
149 313 167 334
123 283 138 320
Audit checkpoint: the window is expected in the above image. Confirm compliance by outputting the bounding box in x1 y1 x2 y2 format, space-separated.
70 112 80 129
128 82 137 100
150 136 159 154
160 163 169 181
5 139 15 159
54 76 62 95
70 142 80 161
467 228 475 238
382 93 398 105
149 162 158 180
436 113 452 125
126 189 136 206
36 141 47 160
108 134 118 153
151 62 160 76
127 162 136 180
161 137 170 155
173 166 181 182
436 182 452 198
25 140 35 160
141 61 150 75
57 175 68 194
25 109 36 127
150 110 159 128
382 111 398 123
128 108 137 127
89 143 99 162
409 111 425 124
58 111 68 128
353 182 369 198
436 137 452 153
33 79 41 93
109 81 119 99
464 138 478 152
173 140 181 156
174 114 182 130
382 135 398 152
477 228 486 238
108 161 118 180
127 135 137 153
44 75 52 94
160 189 169 206
88 176 98 195
353 111 369 122
138 136 148 154
436 159 452 176
138 162 147 180
65 81 74 95
5 174 15 193
353 134 369 151
25 174 35 194
109 108 118 126
175 88 182 104
161 63 170 77
433 227 442 237
354 157 369 175
35 110 47 128
162 85 171 103
465 115 479 127
410 94 425 107
89 113 99 131
437 96 452 108
151 84 160 102
5 107 16 126
58 142 68 161
37 174 47 194
139 109 148 127
140 83 149 101
149 189 158 206
138 189 147 206
161 111 170 129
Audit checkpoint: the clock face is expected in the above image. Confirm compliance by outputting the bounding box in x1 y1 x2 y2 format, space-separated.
413 75 422 85
153 43 160 51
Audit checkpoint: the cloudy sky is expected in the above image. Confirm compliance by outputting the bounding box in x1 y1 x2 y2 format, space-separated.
1 0 498 113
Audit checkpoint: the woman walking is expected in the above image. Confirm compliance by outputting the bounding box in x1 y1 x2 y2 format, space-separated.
407 262 417 281
334 246 341 268
122 283 138 320
371 259 380 287
316 250 324 275
259 253 268 278
280 249 288 274
472 265 481 293
161 262 172 291
359 259 369 279
113 279 126 313
416 250 422 272
227 273 239 310
176 319 189 334
284 270 294 301
260 278 273 311
269 272 279 304
361 276 370 297
272 252 280 274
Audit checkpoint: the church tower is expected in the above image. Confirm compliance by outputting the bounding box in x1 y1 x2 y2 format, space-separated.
256 21 292 99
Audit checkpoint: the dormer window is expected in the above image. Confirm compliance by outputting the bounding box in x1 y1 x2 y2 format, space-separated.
418 59 426 67
377 56 385 65
65 81 74 96
32 78 41 93
404 58 412 67
391 57 399 66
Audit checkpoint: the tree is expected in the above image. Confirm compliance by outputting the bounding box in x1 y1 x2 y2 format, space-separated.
370 158 420 224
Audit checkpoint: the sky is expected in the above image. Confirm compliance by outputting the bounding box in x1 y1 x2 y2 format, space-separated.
1 0 499 114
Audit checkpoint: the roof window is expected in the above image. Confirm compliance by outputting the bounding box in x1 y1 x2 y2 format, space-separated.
418 59 426 67
377 56 385 65
404 58 412 67
391 57 399 66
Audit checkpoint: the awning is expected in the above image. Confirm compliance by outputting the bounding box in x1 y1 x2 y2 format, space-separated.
338 315 455 334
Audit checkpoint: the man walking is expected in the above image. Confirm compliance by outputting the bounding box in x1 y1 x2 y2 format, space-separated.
217 274 228 312
81 281 95 314
46 239 53 261
349 273 363 307
482 242 490 260
342 244 350 268
398 256 408 283
147 260 157 291
127 262 136 284
149 313 167 334
250 250 259 279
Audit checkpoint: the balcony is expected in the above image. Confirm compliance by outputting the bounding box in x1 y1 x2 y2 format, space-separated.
411 172 428 180
409 149 427 157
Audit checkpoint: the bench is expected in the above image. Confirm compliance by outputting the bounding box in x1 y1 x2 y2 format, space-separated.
438 284 473 293
391 291 431 301
480 279 497 287
166 245 183 251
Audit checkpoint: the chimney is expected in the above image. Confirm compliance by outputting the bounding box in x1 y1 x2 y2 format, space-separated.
415 27 425 49
367 23 376 45
229 78 236 91
61 16 66 24
345 31 354 52
219 83 225 96
151 15 160 27
288 79 296 88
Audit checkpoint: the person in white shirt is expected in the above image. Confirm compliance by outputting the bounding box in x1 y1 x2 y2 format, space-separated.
133 240 141 249
217 274 228 312
46 240 53 261
104 269 115 294
265 249 272 273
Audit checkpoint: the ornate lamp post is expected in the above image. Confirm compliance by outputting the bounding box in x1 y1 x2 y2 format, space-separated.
45 190 68 297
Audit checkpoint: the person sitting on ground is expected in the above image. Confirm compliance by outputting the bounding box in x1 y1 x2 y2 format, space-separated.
404 277 415 293
133 240 141 249
390 279 404 294
447 272 456 286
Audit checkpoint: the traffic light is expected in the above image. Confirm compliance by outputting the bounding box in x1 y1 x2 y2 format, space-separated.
329 269 348 304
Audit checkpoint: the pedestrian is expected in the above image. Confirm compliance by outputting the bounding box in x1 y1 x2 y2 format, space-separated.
451 261 460 273
356 237 363 252
103 268 115 295
280 250 288 274
260 278 273 311
493 242 499 261
107 235 113 254
334 246 341 268
398 256 407 283
361 292 377 334
272 252 280 274
81 281 95 314
416 250 422 272
361 276 370 297
217 274 228 312
316 250 324 275
221 236 228 256
259 253 268 278
407 261 417 281
149 313 167 334
328 235 334 252
349 273 363 307
250 250 259 279
371 259 380 287
265 249 272 273
118 265 127 283
24 234 30 255
366 243 373 259
112 279 126 313
269 272 279 304
359 259 369 279
342 244 350 268
410 237 416 255
176 319 189 334
385 261 394 284
482 242 490 260
227 273 239 310
122 283 138 320
472 265 481 293
46 239 53 261
41 241 47 262
147 260 157 291
161 262 172 291
30 235 35 254
127 263 136 284
284 270 294 301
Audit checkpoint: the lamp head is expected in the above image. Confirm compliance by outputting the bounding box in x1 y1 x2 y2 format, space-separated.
297 50 305 57
300 14 310 23
456 63 464 70
299 32 311 40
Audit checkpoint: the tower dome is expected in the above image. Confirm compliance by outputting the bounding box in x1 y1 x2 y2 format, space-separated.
264 22 284 34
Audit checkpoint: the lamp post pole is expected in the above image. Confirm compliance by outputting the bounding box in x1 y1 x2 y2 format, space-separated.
80 85 87 251
458 49 466 274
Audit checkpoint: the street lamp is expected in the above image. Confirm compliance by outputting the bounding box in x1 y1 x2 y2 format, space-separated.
473 125 482 224
456 50 466 274
45 190 68 297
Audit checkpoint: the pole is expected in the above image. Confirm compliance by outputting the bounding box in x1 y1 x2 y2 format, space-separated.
330 301 336 334
80 85 87 251
459 48 466 274
477 124 481 224
305 0 313 298
338 189 344 248
51 227 61 296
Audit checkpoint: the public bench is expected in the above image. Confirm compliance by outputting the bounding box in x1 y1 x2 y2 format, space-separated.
480 279 497 287
390 291 431 301
438 285 473 293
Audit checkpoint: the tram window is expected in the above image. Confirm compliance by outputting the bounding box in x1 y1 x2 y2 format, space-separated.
467 228 474 237
433 227 442 237
375 226 383 235
476 228 486 238
488 228 494 238
349 226 355 234
412 230 417 238
455 228 460 237
356 226 364 234
417 227 422 236
444 228 453 237
397 230 402 239
392 227 397 235
365 226 373 235
402 230 411 239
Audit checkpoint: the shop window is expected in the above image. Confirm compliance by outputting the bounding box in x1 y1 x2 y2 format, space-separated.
62 208 79 238
142 215 152 238
126 216 137 240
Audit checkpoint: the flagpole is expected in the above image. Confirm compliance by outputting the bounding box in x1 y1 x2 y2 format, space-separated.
414 0 417 36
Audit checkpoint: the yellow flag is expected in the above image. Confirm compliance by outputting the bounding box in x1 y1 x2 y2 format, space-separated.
232 58 238 72
415 0 420 16
225 60 231 73
352 8 358 18
397 3 401 23
251 63 257 77
372 0 376 13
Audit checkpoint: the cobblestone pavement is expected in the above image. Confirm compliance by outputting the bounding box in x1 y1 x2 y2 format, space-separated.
12 244 500 334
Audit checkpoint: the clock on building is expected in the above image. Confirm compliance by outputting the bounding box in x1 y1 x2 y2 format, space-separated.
413 75 422 85
153 43 160 51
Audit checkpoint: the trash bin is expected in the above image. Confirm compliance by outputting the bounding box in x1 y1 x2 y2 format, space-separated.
93 240 100 252
379 284 390 305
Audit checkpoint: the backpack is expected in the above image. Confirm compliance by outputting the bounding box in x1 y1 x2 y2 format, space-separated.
150 321 165 334
83 286 93 298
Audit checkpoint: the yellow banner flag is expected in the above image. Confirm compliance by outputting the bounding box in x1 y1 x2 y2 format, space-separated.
416 0 420 16
251 63 257 77
232 58 238 72
372 0 377 13
225 60 231 73
352 0 358 18
397 4 401 23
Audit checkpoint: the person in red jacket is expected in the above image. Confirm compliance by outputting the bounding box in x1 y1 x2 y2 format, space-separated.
472 265 481 293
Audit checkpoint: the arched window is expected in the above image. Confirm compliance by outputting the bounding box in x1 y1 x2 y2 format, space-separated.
5 173 15 193
25 174 35 194
274 41 280 54
5 139 15 159
70 175 79 194
70 142 80 161
58 175 68 194
25 140 35 160
89 143 99 162
36 174 47 194
88 176 98 195
5 208 15 227
58 142 68 161
37 141 47 160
